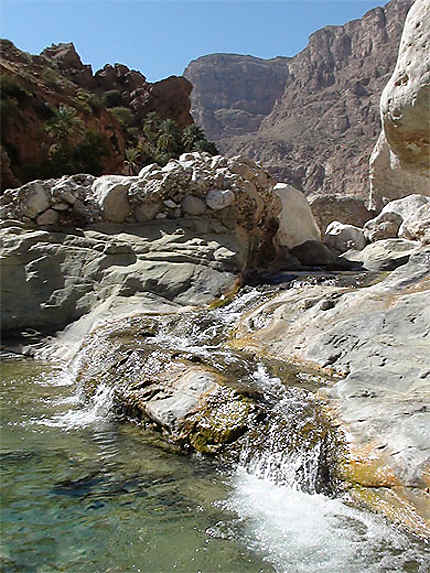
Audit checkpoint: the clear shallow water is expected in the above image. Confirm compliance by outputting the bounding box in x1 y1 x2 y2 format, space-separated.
1 356 429 573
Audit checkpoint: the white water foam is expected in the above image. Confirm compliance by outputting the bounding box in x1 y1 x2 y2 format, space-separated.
40 383 114 430
224 468 427 573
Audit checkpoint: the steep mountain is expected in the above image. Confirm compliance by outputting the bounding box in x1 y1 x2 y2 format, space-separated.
184 54 290 139
184 0 414 203
0 40 193 190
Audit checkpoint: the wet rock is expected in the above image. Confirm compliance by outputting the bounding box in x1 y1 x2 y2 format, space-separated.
232 247 430 534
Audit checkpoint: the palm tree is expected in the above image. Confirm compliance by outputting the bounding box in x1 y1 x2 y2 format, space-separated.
124 147 141 175
45 105 84 144
182 124 206 152
143 111 162 141
156 119 181 155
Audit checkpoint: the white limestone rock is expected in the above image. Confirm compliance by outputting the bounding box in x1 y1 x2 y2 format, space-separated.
92 175 133 223
364 211 403 242
365 195 430 242
399 203 430 244
380 194 430 221
138 163 161 178
324 221 366 253
369 0 430 207
20 182 50 218
274 183 321 250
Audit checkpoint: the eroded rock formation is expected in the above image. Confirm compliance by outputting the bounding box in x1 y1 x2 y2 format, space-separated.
1 153 341 339
369 0 430 208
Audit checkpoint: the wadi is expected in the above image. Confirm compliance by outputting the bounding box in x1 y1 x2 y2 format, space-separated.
1 0 429 571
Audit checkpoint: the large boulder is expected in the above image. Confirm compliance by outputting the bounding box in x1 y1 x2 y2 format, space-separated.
399 203 430 244
273 183 321 250
363 210 403 242
369 0 430 208
364 194 430 242
324 221 366 254
309 195 374 234
92 175 133 223
342 238 420 271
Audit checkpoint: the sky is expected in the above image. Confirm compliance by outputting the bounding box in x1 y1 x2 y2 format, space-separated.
2 0 385 82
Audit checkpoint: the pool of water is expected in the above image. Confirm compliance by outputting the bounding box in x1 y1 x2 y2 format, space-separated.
1 358 429 573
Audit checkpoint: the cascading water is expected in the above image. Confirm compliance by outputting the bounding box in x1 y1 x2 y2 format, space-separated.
1 286 429 572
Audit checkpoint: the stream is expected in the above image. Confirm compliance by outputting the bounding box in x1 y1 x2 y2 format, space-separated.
1 283 429 572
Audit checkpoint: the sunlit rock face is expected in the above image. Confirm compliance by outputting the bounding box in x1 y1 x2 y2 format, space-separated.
2 153 345 337
369 0 430 208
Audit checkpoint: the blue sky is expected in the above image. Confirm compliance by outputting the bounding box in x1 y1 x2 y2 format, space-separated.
3 1 384 82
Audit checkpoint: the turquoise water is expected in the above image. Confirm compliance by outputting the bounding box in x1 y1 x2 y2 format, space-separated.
1 357 429 573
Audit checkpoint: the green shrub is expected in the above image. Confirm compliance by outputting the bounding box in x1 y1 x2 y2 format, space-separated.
73 130 109 175
41 67 62 88
103 89 122 108
110 106 134 127
88 93 104 113
1 74 31 101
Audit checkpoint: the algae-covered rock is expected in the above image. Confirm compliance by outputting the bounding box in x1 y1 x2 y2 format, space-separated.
75 307 341 494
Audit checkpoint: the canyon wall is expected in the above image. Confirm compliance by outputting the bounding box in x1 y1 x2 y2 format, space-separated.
184 0 414 203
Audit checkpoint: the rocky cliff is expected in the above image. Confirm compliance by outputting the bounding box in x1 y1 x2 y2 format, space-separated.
0 40 193 190
184 0 414 203
184 54 290 139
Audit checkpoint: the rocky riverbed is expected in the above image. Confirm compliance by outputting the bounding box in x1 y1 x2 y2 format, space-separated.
1 149 430 539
